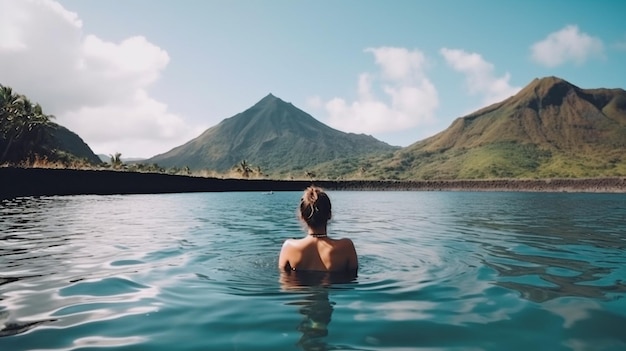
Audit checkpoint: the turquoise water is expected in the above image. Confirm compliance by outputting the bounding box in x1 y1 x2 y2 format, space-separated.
1 191 625 350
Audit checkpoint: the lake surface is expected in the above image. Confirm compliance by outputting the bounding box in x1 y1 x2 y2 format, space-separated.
1 191 625 351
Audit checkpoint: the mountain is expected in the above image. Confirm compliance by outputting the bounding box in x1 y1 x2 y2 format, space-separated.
146 94 398 175
0 120 100 165
368 76 626 179
1 84 100 165
47 123 101 164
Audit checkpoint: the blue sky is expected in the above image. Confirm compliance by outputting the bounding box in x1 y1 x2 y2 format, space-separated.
1 0 625 157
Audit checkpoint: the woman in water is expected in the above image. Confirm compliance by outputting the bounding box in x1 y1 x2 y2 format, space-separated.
279 186 358 273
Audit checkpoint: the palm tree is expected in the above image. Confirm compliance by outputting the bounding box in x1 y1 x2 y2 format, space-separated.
0 86 23 162
20 100 55 160
0 86 54 163
109 152 123 169
235 159 252 178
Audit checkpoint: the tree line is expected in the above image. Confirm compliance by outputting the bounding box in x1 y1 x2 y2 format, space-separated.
0 85 56 164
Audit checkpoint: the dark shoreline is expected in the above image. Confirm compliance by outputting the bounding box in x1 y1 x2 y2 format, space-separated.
2 167 625 198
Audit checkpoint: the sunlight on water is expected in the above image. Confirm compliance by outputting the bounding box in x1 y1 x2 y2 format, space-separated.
0 191 625 350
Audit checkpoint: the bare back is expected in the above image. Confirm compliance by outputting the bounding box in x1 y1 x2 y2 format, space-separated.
279 237 358 273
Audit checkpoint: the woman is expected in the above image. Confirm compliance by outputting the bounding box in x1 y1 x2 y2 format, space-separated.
278 186 358 273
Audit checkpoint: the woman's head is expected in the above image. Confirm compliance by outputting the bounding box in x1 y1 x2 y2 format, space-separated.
299 186 331 229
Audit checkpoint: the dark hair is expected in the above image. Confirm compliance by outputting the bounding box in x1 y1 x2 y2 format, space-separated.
299 186 331 228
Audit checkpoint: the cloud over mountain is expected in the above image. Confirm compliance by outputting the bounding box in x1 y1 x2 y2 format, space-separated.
0 0 203 157
530 25 604 67
321 47 439 136
440 48 521 107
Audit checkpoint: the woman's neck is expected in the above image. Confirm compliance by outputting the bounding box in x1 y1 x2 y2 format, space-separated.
307 227 327 238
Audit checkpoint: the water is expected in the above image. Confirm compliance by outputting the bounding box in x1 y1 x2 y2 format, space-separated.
1 191 625 351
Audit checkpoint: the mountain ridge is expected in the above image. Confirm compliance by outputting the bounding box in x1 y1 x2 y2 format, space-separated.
48 123 101 164
363 76 626 179
146 94 398 174
418 76 626 151
1 84 100 165
7 76 624 180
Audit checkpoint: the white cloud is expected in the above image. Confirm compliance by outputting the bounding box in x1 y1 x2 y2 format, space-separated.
365 47 427 82
322 47 438 135
0 0 202 157
530 25 604 67
440 48 520 106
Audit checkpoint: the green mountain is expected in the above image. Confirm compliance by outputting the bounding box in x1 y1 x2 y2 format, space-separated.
47 123 101 164
1 85 100 165
0 120 102 165
146 94 398 175
365 76 626 180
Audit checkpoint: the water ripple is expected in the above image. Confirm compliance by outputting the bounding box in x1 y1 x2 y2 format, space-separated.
0 192 625 350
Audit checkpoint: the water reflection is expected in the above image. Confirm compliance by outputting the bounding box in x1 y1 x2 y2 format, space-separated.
483 244 626 302
0 309 56 337
452 193 626 303
280 271 357 351
0 194 195 342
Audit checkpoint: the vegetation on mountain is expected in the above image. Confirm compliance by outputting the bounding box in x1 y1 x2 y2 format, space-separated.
234 159 252 178
145 94 398 177
0 85 100 166
315 77 626 180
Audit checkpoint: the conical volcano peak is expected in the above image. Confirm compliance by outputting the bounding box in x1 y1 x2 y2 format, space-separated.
244 93 299 121
247 93 298 115
256 93 287 105
146 92 396 173
262 92 276 101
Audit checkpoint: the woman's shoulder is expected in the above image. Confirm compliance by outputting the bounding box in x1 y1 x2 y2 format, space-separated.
334 237 355 248
282 237 305 247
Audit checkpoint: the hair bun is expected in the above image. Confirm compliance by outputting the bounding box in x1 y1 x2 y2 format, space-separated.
299 186 331 226
304 187 318 204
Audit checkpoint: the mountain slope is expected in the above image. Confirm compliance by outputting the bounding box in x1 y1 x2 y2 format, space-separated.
146 94 398 174
47 123 101 164
1 84 100 165
366 76 626 180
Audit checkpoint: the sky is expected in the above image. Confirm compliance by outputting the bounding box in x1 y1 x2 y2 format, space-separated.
1 0 625 158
